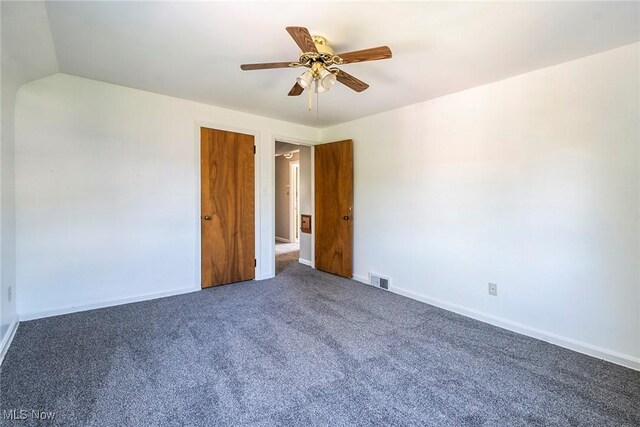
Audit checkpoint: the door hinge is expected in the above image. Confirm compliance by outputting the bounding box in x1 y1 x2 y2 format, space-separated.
254 258 257 267
254 145 256 154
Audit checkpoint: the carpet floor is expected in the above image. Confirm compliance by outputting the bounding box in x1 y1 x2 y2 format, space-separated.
275 241 299 275
1 251 638 426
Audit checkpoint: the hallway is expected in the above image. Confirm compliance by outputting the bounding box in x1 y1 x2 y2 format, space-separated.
276 241 299 274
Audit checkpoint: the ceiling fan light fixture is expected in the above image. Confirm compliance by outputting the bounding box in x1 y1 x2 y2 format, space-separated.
296 70 313 90
318 68 337 92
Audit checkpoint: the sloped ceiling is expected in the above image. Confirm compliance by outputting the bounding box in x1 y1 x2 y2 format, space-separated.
1 1 58 103
9 1 640 128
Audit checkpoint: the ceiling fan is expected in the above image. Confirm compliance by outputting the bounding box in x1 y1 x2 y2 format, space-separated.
240 26 392 105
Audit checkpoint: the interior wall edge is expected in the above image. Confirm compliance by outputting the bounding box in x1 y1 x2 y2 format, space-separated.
0 315 18 366
18 286 196 322
352 274 640 371
298 259 312 267
334 43 639 366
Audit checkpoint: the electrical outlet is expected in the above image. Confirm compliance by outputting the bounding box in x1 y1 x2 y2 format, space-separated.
488 283 498 296
8 286 12 303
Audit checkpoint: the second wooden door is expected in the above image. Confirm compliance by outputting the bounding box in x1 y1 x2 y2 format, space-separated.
314 140 353 278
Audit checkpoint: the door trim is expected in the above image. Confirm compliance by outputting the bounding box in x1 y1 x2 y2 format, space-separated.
289 160 300 243
194 121 260 290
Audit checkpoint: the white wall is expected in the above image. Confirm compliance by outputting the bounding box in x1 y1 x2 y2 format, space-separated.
275 151 299 241
15 73 319 318
322 43 640 368
298 145 313 264
0 1 58 354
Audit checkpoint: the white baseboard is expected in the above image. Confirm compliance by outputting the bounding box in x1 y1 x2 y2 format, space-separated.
353 274 369 285
298 258 312 267
351 275 639 371
0 317 19 366
275 236 290 243
19 286 197 321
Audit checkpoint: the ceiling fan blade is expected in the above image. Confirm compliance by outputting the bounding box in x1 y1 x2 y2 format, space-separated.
240 62 294 71
336 46 392 64
286 26 318 53
336 69 369 92
288 82 304 96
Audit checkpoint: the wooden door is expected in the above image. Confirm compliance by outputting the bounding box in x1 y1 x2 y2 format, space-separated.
201 128 255 288
314 140 353 278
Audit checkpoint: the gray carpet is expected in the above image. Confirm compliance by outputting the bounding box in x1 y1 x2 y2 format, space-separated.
1 254 638 426
275 241 299 274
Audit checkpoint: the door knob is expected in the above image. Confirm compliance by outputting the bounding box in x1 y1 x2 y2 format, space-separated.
343 216 350 220
203 215 212 221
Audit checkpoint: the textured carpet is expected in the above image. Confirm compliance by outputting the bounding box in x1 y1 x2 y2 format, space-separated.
1 254 639 426
275 241 299 275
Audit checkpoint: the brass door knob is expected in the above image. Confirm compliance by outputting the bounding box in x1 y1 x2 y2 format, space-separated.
203 215 212 221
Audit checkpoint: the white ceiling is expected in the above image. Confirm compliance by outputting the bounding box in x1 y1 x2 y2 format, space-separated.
1 1 58 100
39 1 640 128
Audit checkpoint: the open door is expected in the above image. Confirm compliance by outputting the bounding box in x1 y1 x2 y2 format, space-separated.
201 127 255 287
314 140 353 278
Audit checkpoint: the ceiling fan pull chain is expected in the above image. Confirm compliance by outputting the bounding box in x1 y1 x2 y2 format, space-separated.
308 87 312 111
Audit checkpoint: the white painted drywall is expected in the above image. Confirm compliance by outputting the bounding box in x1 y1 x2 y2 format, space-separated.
275 151 299 241
15 73 319 318
322 43 640 366
298 145 312 263
0 1 58 349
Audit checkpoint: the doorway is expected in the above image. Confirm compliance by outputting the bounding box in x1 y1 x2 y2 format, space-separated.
275 141 312 274
200 127 255 288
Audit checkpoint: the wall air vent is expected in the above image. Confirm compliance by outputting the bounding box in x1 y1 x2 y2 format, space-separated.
369 273 390 290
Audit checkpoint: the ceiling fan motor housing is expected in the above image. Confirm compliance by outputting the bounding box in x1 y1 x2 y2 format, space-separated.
297 36 342 70
311 36 334 55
